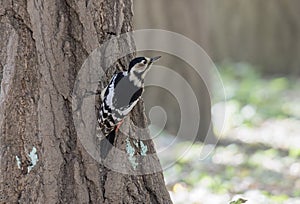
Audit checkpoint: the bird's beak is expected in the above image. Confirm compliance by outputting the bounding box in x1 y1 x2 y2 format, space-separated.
150 56 161 63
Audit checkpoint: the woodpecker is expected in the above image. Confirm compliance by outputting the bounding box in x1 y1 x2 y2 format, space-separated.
98 56 161 158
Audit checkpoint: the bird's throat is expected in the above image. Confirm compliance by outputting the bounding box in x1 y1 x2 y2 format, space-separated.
128 71 144 87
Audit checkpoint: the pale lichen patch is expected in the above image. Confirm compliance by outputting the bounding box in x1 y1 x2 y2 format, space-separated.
27 147 38 173
126 138 138 170
15 156 21 169
140 141 148 156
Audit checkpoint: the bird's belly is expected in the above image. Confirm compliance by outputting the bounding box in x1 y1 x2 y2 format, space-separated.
112 99 138 120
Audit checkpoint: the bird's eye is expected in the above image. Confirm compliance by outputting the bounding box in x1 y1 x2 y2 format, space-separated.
143 60 147 64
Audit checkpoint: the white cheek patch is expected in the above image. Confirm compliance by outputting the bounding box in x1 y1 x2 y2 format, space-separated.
136 68 145 73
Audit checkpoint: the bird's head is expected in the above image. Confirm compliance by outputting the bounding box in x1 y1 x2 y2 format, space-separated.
128 56 161 76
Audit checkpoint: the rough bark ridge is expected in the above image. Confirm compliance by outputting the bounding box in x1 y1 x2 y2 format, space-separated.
0 0 172 203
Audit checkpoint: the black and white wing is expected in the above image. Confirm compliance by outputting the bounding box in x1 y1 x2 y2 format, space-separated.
98 72 125 135
98 71 144 135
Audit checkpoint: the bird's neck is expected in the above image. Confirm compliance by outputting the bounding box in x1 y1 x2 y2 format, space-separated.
128 71 145 87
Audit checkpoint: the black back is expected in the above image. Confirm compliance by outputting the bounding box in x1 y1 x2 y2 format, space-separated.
113 75 143 109
103 72 143 113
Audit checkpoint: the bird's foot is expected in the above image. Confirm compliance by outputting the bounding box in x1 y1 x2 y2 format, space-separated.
115 120 124 133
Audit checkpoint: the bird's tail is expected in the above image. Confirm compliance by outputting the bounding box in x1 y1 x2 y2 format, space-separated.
100 128 116 160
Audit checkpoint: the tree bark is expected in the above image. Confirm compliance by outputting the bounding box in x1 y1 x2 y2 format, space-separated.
0 0 172 203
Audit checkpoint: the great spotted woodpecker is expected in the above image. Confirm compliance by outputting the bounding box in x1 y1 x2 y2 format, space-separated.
98 56 161 158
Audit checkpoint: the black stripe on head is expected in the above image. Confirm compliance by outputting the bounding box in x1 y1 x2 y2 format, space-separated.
128 57 146 72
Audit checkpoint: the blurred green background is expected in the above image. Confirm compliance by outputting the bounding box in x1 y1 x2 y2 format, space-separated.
134 1 300 203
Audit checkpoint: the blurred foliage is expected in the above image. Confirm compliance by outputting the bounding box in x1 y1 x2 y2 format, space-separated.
215 62 300 127
219 63 300 119
229 198 247 204
164 142 300 204
162 62 300 203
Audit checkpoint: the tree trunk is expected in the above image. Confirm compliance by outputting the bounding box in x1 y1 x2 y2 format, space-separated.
0 0 172 203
